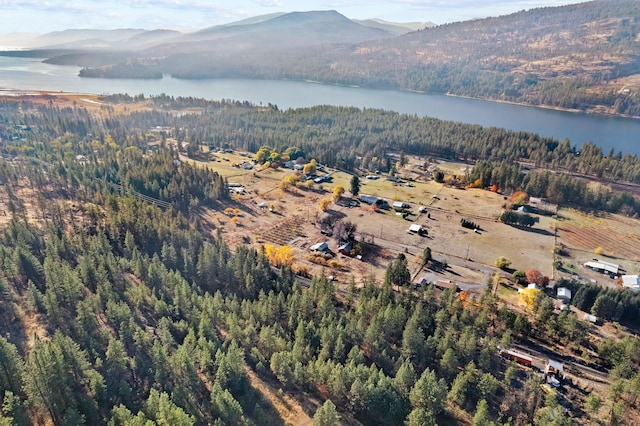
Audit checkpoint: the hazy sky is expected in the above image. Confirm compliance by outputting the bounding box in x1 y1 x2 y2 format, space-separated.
0 0 588 34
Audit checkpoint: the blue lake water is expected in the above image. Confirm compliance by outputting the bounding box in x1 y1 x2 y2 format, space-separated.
1 55 639 156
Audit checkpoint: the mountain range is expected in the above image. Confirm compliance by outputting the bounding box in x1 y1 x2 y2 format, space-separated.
6 11 430 52
1 0 640 117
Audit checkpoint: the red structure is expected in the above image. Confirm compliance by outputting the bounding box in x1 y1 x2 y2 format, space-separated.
499 348 533 366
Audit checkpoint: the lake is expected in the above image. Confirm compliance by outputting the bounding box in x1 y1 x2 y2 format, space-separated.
1 55 639 156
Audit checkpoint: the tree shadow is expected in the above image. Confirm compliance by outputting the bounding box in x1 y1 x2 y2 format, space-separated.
509 225 554 236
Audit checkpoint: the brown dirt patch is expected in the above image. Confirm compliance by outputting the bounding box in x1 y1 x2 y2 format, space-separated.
245 368 313 426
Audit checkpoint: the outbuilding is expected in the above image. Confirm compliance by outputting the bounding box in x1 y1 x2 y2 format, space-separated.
622 275 640 291
545 359 564 377
338 241 353 256
584 260 619 276
408 224 423 234
310 242 329 253
393 201 410 211
360 194 382 205
557 287 572 304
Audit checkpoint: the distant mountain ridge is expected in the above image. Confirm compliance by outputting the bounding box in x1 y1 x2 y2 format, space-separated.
354 18 434 34
2 2 640 117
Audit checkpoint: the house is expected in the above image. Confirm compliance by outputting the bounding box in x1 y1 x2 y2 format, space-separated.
584 260 619 276
622 275 640 291
557 287 572 304
310 242 329 253
338 241 353 256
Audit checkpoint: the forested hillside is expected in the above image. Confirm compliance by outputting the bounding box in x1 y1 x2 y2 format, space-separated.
272 0 640 116
43 1 640 117
4 93 640 214
1 95 640 425
6 2 640 117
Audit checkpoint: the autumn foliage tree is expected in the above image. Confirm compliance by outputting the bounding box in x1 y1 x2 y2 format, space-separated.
319 197 333 212
519 287 540 311
280 174 300 191
526 268 548 287
332 186 345 202
263 244 295 267
303 159 317 175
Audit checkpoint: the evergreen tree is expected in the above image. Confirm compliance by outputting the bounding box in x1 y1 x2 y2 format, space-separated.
350 175 361 197
313 399 340 426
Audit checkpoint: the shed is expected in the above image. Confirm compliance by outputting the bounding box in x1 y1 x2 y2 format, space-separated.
583 313 597 323
557 287 572 303
408 224 423 233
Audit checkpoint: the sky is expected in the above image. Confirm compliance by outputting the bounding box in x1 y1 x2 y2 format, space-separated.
0 0 588 34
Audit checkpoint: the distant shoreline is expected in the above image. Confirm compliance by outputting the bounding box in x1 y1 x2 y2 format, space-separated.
442 92 640 121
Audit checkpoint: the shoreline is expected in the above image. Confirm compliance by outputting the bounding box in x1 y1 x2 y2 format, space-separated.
3 85 638 122
442 92 640 121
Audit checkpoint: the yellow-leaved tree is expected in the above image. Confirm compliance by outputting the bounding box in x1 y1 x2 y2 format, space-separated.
303 159 317 175
519 287 539 311
264 244 295 268
319 197 333 212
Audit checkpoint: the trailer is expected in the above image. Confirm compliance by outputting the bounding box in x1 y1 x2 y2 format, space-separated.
499 348 533 366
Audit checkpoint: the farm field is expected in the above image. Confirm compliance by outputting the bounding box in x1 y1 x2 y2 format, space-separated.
556 208 640 281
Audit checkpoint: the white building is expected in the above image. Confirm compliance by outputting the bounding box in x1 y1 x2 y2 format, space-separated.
622 275 640 291
583 260 619 275
557 287 572 304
